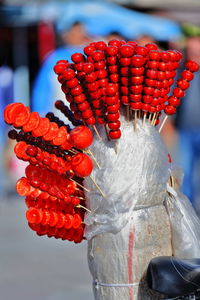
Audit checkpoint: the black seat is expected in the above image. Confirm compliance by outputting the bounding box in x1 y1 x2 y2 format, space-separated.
146 256 200 297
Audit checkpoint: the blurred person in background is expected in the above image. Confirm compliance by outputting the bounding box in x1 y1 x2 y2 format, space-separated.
104 31 126 42
32 21 91 117
136 34 155 46
174 35 200 209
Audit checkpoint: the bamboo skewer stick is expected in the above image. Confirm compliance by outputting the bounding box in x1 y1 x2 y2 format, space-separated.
86 149 101 169
69 149 79 155
143 112 147 125
90 175 106 198
93 125 102 141
151 113 157 125
153 113 159 126
104 124 110 141
148 113 152 123
71 178 90 192
133 110 137 131
76 204 91 213
158 115 168 133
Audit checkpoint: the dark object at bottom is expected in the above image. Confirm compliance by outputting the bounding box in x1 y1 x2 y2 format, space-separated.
146 256 200 298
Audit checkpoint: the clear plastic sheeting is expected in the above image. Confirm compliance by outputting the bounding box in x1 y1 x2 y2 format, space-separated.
88 205 172 300
84 117 170 240
165 183 200 258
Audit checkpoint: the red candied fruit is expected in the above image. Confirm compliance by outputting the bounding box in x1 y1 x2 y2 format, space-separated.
130 102 142 110
71 153 93 177
108 121 121 130
95 41 107 51
149 50 160 61
62 69 76 80
71 53 85 64
13 106 31 128
92 51 104 62
181 70 194 81
173 87 185 98
135 46 149 57
168 96 181 107
164 105 176 115
84 45 96 56
108 40 121 48
185 60 199 72
145 43 158 51
106 83 118 96
70 126 93 149
109 129 121 139
26 208 43 224
119 45 134 57
177 79 190 90
131 55 146 67
53 63 66 75
106 45 118 56
85 116 96 125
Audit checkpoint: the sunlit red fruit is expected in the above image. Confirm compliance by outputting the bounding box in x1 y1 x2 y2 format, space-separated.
71 53 85 63
130 94 142 102
85 116 96 125
120 57 131 66
121 96 129 105
66 78 79 88
177 79 190 90
107 112 120 122
107 103 120 112
77 102 89 111
109 65 118 73
82 109 93 119
149 51 160 61
109 129 121 139
168 96 181 107
131 55 146 67
145 43 158 51
147 60 159 69
135 46 148 57
106 45 118 56
4 103 27 125
71 153 93 177
119 45 134 57
173 87 185 98
53 63 66 75
164 105 176 115
185 60 199 72
106 83 118 96
108 120 121 130
92 51 104 62
130 102 142 110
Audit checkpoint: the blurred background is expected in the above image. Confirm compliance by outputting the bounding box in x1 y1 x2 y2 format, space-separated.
1 0 200 299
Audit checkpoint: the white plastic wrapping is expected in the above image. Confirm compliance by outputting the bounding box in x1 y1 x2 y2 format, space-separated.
165 180 200 258
88 204 172 300
84 117 170 240
83 116 200 300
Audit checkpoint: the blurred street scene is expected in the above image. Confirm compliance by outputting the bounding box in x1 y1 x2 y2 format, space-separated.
1 0 200 299
0 196 93 300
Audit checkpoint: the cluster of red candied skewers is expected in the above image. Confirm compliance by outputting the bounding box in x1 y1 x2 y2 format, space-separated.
4 40 200 244
4 102 97 243
54 40 199 139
